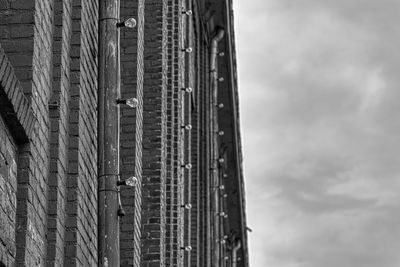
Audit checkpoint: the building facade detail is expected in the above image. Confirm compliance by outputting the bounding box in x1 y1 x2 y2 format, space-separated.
0 0 247 266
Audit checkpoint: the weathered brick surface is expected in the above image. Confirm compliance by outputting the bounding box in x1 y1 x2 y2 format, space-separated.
140 1 169 266
46 0 73 266
119 0 145 266
0 115 18 266
0 1 246 266
164 0 188 266
64 0 98 266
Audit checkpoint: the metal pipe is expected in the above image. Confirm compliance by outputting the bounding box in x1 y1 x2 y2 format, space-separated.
232 240 241 267
98 0 121 266
210 27 224 267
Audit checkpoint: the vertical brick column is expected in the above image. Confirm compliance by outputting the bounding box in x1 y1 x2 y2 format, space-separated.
189 6 202 265
165 0 177 265
141 0 168 266
46 0 73 266
133 1 145 265
182 0 194 266
119 0 139 264
119 0 145 266
164 0 188 265
64 0 98 266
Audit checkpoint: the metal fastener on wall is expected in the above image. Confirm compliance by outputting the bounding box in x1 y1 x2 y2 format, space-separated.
116 17 137 28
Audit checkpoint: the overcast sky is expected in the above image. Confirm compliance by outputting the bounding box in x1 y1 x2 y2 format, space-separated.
234 1 400 266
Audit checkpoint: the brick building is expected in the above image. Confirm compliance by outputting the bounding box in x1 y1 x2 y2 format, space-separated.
0 0 247 266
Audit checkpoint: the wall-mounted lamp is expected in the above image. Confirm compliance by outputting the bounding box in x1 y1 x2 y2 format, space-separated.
216 185 225 190
117 204 126 217
117 18 137 28
218 52 225 57
181 87 193 93
181 246 192 252
223 193 228 198
223 173 228 178
216 103 224 108
181 124 192 131
218 158 225 164
117 176 138 187
181 163 192 169
218 77 224 82
181 203 192 210
182 47 192 53
217 130 224 136
182 10 192 15
217 211 226 217
218 239 226 245
116 97 138 108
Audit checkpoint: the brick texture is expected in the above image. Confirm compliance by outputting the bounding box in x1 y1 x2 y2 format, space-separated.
140 1 169 266
0 1 247 266
119 0 145 266
64 0 98 266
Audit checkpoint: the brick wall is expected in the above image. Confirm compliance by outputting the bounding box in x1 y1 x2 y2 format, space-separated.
0 0 99 266
140 0 169 266
0 44 34 267
46 0 72 265
0 1 247 266
0 110 18 266
119 0 145 266
64 0 98 265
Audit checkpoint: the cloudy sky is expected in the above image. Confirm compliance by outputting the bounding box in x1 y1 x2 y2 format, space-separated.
234 1 400 266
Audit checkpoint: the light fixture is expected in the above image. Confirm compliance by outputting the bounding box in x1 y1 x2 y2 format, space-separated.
223 193 228 198
216 185 225 190
183 47 192 53
218 239 226 245
117 204 126 217
182 10 193 15
217 211 226 217
181 246 192 251
117 176 138 187
217 130 224 136
218 77 224 82
224 256 229 261
181 124 192 130
218 158 225 164
181 163 192 169
181 203 192 210
116 97 138 108
117 17 137 28
218 52 225 57
223 173 228 178
181 87 193 93
216 103 224 108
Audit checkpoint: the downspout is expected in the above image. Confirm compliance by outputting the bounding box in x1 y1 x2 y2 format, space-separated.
210 27 224 267
98 0 121 266
232 240 241 267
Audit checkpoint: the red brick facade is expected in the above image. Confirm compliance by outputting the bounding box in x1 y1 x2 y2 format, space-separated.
0 0 248 266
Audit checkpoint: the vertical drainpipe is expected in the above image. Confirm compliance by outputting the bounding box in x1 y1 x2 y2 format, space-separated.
232 241 241 267
98 0 120 266
210 27 224 267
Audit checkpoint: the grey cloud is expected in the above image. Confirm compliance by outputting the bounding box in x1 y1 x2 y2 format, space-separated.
236 0 400 266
